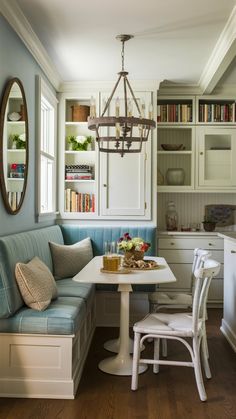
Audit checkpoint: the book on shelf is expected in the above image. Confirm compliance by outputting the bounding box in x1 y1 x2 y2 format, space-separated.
157 103 192 123
65 188 95 213
199 103 235 122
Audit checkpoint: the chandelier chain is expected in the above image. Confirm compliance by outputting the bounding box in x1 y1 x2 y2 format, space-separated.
121 40 125 71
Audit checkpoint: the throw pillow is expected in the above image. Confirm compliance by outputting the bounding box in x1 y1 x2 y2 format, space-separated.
49 237 93 280
15 256 58 311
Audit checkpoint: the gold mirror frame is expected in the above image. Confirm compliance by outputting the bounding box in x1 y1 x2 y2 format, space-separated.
0 78 29 214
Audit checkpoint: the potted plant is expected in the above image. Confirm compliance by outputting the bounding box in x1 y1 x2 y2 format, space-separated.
117 232 150 261
202 216 216 232
66 135 93 151
11 133 26 149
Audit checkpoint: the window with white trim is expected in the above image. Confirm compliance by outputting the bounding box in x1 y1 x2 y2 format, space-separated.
38 78 57 217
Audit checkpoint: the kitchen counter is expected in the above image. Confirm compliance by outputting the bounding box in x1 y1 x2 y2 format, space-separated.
217 232 236 242
158 231 219 236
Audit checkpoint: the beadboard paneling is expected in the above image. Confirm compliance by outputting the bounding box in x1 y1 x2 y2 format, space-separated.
157 193 236 230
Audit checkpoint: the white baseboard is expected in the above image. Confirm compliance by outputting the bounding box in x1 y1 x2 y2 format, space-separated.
220 319 236 352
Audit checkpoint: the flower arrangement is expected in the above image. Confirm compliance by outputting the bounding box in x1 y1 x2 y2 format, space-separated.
67 135 93 151
11 133 26 149
117 232 150 253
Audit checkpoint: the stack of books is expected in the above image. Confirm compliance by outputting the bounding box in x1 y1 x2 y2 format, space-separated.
65 164 93 180
65 189 95 212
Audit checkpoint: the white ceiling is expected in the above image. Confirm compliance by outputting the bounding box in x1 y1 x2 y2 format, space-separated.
14 0 236 85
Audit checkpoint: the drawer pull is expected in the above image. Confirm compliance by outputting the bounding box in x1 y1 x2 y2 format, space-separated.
208 243 213 246
231 250 236 254
170 242 175 245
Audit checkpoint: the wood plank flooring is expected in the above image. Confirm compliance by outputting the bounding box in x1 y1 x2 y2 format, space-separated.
0 309 236 419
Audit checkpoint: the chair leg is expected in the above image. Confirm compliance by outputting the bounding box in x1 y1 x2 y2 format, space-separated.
162 338 168 357
202 323 209 359
153 338 160 373
201 336 211 379
193 337 207 401
131 332 141 391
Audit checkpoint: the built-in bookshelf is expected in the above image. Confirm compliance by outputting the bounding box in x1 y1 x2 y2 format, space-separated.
157 97 194 124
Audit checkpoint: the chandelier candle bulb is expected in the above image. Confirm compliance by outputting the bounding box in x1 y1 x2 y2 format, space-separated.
115 97 120 117
128 99 133 117
90 96 96 118
141 99 145 118
148 103 153 119
116 122 120 139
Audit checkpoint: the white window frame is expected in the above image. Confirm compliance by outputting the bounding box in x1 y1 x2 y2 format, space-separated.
36 76 58 221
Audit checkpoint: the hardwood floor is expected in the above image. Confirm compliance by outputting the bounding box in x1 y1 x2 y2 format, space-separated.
0 309 236 419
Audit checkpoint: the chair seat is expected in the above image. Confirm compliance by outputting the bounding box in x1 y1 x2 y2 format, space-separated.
133 312 203 337
149 291 192 306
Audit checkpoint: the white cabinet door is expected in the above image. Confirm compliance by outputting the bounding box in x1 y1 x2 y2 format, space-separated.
221 239 236 350
100 91 152 218
197 127 236 188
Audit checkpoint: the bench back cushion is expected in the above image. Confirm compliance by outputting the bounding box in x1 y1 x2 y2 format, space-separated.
0 225 63 318
60 225 157 292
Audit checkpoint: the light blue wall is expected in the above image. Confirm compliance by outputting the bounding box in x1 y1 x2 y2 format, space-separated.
0 14 57 236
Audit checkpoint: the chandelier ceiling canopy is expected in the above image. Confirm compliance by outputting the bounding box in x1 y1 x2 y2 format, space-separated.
88 35 156 157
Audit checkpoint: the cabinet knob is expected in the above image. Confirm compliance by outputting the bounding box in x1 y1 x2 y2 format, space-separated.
208 243 213 246
200 152 204 155
231 250 236 254
170 242 175 245
103 184 107 187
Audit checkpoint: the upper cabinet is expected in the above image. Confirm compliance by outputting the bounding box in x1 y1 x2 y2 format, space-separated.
196 127 236 189
0 78 28 214
157 95 236 193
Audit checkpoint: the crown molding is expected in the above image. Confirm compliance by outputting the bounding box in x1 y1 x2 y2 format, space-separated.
59 79 161 93
158 82 202 96
0 0 62 91
199 6 236 94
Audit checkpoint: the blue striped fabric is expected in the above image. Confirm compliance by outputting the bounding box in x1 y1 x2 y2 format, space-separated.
0 296 86 334
0 225 64 318
56 280 95 308
60 225 157 292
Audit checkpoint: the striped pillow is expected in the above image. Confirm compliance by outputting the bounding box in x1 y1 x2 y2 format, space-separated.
15 257 58 311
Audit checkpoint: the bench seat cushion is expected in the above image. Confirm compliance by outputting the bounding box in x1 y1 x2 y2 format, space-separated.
0 296 86 335
56 280 95 307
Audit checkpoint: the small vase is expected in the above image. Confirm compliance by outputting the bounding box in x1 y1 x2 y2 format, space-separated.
124 250 144 261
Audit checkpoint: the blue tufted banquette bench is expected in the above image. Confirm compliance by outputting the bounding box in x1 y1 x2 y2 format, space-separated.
0 224 156 399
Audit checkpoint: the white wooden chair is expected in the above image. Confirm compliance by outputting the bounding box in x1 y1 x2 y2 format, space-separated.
131 258 221 401
148 248 211 356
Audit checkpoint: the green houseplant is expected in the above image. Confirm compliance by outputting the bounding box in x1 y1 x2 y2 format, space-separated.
66 135 93 151
11 133 26 149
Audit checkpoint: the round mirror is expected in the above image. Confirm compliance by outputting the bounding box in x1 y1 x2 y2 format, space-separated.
0 78 28 214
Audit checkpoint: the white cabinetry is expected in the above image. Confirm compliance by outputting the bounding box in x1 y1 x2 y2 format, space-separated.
196 127 236 190
221 238 236 351
158 233 224 304
59 87 155 221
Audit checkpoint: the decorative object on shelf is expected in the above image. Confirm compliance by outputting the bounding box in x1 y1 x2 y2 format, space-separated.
166 168 185 185
157 169 164 185
205 204 236 228
66 135 93 151
9 163 25 178
117 232 150 262
88 34 156 156
8 112 21 121
202 216 216 232
166 201 178 231
161 144 184 151
71 105 90 122
10 133 26 149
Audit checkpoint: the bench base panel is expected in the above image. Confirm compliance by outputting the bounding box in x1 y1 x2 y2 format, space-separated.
0 306 96 399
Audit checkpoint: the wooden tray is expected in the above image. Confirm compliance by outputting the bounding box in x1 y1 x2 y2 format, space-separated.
100 267 131 274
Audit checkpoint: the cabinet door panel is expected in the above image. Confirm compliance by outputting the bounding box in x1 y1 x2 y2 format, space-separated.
208 279 223 301
159 264 192 290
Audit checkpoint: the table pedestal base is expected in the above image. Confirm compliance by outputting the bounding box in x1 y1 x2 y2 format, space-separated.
99 355 147 376
103 337 134 353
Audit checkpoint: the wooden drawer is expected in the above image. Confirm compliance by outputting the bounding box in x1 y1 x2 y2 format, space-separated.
158 237 223 250
159 249 224 264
